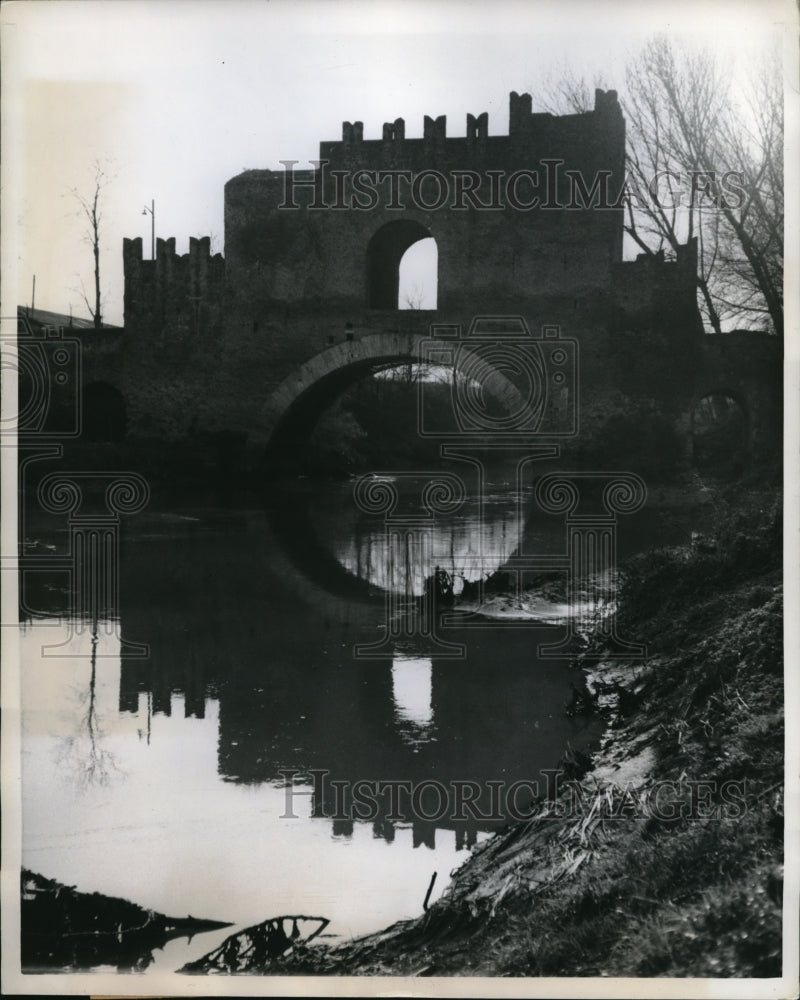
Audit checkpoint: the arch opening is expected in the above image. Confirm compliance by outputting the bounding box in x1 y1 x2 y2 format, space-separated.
691 391 747 478
398 237 438 310
262 335 525 472
366 221 436 310
82 382 127 442
293 361 462 473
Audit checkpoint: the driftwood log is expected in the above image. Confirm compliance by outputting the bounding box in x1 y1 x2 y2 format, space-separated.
180 915 330 974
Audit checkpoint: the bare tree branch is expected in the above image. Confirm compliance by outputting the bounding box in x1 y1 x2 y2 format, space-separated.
71 162 112 330
543 38 783 335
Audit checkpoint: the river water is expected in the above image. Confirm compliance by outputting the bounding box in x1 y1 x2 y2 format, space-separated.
19 465 679 972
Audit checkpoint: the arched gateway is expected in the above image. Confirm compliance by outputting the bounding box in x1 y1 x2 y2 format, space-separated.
116 88 780 471
254 317 566 456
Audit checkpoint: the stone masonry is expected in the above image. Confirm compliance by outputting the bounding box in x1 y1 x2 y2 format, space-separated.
112 88 779 467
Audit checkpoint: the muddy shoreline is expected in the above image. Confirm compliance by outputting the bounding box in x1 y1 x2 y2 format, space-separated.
20 481 783 978
246 483 784 977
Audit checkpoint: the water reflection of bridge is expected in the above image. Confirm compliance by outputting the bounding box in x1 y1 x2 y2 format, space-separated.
264 463 648 660
117 637 597 848
111 491 599 847
265 467 529 603
108 460 659 850
116 471 537 732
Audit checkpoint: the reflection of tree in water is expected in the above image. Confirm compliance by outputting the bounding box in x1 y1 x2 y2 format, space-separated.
334 500 522 596
55 622 122 789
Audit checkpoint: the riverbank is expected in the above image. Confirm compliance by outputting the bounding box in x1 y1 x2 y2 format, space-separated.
17 477 784 978
230 483 784 977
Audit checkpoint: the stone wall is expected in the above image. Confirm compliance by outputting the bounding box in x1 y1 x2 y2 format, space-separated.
113 88 780 469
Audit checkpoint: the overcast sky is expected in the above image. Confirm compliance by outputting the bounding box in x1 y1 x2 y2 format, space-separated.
1 0 791 324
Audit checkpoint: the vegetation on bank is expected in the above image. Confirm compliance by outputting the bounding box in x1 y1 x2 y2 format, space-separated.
230 486 783 978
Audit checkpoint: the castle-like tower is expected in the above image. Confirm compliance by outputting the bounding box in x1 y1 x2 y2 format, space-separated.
115 88 777 467
223 88 627 316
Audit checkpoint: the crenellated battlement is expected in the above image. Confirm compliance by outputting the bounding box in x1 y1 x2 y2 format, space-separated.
508 90 533 132
316 88 623 172
337 89 620 144
223 83 630 292
466 112 489 141
122 234 225 341
615 237 698 278
123 235 224 266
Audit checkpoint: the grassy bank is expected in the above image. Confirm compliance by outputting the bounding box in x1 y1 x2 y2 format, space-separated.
262 486 784 978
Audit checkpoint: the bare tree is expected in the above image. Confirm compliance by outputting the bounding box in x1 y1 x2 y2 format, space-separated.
402 284 426 311
540 37 783 336
637 37 783 337
71 163 111 330
540 66 611 115
622 39 729 333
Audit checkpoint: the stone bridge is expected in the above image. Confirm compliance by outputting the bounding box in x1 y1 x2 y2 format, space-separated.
85 87 778 472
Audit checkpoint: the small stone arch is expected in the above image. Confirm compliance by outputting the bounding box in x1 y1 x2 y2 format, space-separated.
366 220 436 309
82 381 127 442
690 388 749 476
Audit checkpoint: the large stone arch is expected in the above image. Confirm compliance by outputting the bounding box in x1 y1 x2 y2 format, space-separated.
258 331 526 460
